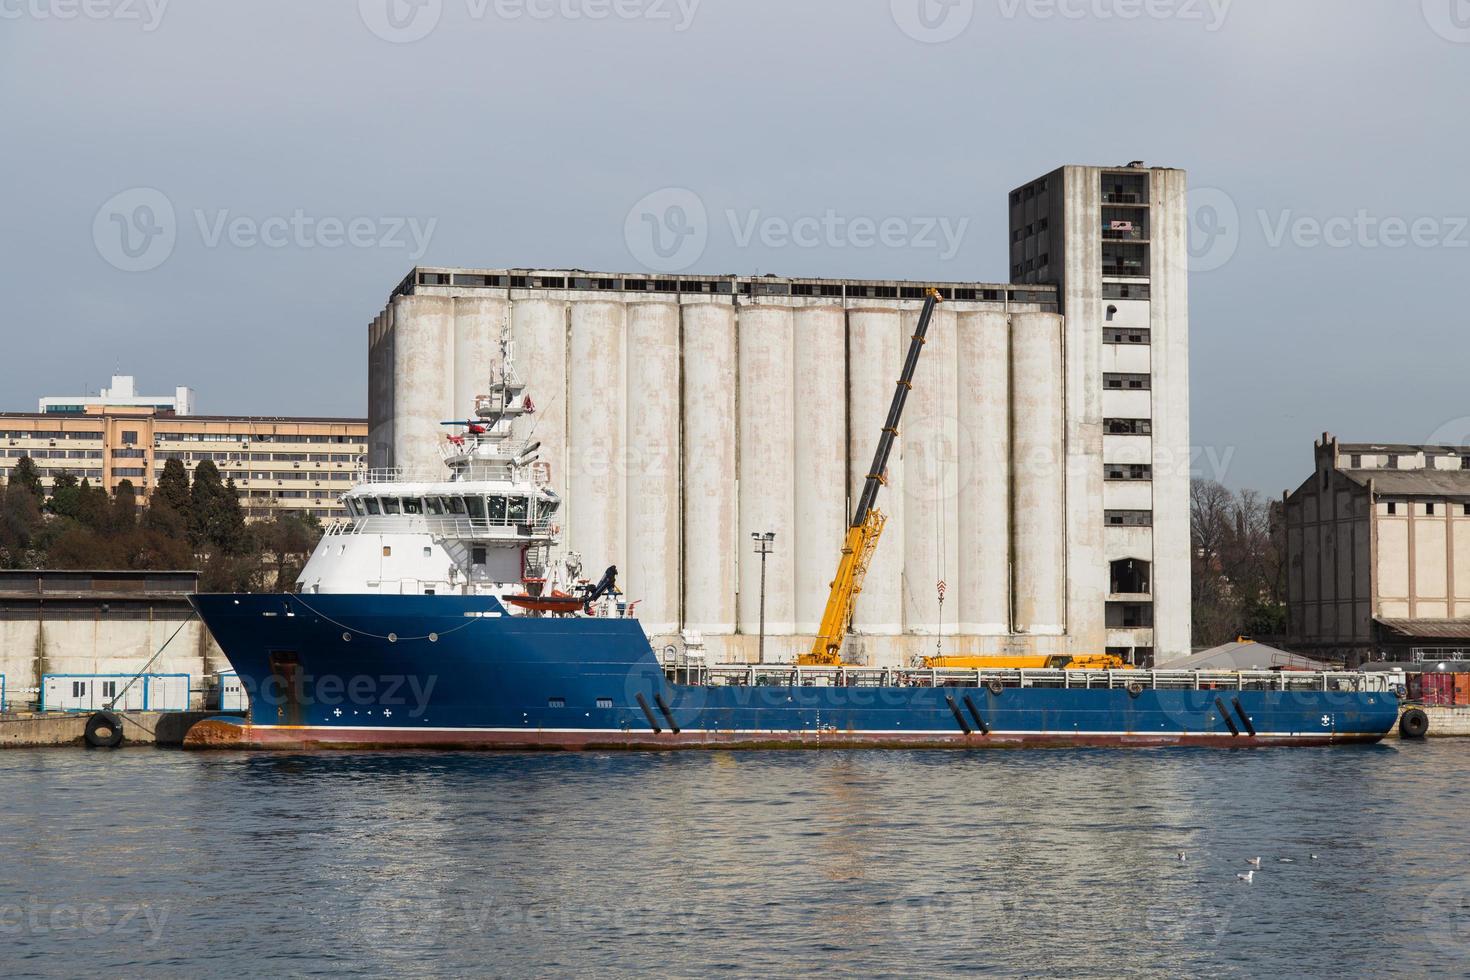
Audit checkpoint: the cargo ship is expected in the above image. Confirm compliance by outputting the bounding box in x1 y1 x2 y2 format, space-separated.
185 296 1399 749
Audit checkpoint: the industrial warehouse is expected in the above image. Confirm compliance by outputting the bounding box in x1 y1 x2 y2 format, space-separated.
366 163 1191 666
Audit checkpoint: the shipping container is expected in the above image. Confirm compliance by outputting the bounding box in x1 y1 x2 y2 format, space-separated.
1456 674 1470 706
217 671 249 712
39 674 191 713
1426 673 1454 707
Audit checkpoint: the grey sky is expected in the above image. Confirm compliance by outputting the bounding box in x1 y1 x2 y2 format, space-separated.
2 0 1468 496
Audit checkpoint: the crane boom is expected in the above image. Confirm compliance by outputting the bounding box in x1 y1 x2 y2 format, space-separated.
799 289 942 666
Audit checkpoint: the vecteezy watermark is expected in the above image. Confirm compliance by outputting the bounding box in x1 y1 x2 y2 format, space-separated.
92 187 176 272
727 209 970 261
1165 187 1468 275
358 0 700 43
0 898 170 943
0 0 169 30
1258 210 1470 251
1422 0 1470 44
890 0 975 43
93 187 438 272
1185 186 1240 273
623 187 708 273
1423 876 1470 956
622 187 971 272
995 0 1232 30
232 671 438 717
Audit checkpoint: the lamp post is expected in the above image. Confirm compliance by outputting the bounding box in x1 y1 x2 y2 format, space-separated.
751 531 775 663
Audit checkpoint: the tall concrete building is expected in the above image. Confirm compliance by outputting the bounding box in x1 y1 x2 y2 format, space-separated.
367 162 1191 665
1009 163 1192 668
1286 435 1470 664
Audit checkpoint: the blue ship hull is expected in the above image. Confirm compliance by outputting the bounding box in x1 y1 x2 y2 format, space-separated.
187 593 1399 749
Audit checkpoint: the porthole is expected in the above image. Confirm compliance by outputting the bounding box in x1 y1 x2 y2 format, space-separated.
342 632 352 642
428 633 439 643
387 633 398 643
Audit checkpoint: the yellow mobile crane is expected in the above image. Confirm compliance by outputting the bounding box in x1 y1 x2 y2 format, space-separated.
795 285 1131 672
798 289 943 667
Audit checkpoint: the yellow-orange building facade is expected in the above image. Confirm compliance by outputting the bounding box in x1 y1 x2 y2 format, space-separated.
0 410 367 521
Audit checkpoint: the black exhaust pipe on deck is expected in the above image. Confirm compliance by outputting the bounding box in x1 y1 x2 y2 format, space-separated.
1231 697 1258 737
635 693 662 734
945 695 973 735
1214 697 1241 737
962 695 990 735
653 693 681 734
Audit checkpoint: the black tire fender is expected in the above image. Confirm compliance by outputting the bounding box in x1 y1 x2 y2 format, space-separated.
1399 707 1429 740
85 710 125 748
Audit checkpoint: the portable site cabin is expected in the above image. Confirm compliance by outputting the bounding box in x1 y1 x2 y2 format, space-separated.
216 671 249 712
0 674 6 712
39 674 191 712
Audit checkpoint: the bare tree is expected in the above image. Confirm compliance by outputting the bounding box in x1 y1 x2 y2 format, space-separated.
1191 479 1286 647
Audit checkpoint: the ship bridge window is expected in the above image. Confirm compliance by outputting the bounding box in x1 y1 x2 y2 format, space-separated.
536 498 560 520
364 498 380 515
382 498 400 515
466 496 485 520
488 496 507 522
507 496 529 523
425 497 445 516
446 496 467 515
402 498 423 515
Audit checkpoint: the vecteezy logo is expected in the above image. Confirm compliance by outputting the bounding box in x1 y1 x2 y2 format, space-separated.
890 0 974 42
1423 0 1470 43
623 187 707 273
1186 186 1240 274
359 0 442 43
1425 416 1470 447
1424 877 1470 955
93 187 177 272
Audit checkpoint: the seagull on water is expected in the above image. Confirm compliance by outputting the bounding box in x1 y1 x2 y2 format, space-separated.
1278 858 1295 864
1310 854 1319 861
1246 857 1262 868
1237 870 1254 884
1177 851 1187 862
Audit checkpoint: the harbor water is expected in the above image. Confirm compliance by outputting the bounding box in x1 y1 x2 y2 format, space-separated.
3 743 1469 978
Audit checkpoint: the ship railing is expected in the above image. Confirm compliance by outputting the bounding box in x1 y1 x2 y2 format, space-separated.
673 665 1392 693
325 515 556 538
357 463 527 484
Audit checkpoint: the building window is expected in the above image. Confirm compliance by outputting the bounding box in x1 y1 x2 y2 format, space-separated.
1110 558 1151 594
1387 502 1397 516
1104 328 1150 345
1106 418 1152 436
101 681 117 699
1104 373 1151 390
1350 454 1362 468
1105 510 1153 527
71 681 86 698
1427 503 1437 516
1105 463 1152 481
1387 454 1399 469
